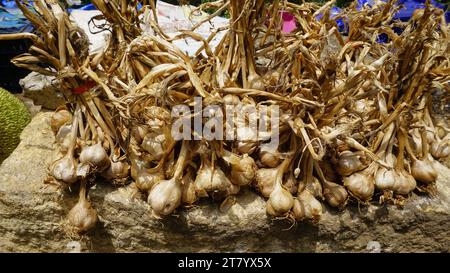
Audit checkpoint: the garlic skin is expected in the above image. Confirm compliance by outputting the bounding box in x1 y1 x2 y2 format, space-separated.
194 167 232 197
343 172 375 201
411 158 437 184
51 156 77 184
79 143 110 171
293 190 322 220
337 151 365 176
147 179 182 217
266 182 294 217
375 168 396 191
68 182 97 233
255 168 276 198
323 181 348 208
230 154 257 186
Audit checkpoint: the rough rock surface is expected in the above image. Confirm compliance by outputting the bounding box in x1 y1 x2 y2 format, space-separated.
0 112 449 253
19 72 65 110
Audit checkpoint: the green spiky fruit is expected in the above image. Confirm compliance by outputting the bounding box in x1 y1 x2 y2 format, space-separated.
0 87 31 163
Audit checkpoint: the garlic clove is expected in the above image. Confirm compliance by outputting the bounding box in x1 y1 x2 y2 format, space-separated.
147 179 182 217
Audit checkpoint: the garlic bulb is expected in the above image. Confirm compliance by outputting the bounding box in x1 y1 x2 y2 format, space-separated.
136 171 164 192
343 170 375 202
130 157 164 192
431 140 450 159
223 94 241 105
255 167 277 198
230 154 256 186
222 150 257 186
79 143 110 171
266 181 294 217
147 141 189 217
393 171 416 195
147 178 182 217
51 155 78 183
323 180 348 208
102 161 130 180
293 190 322 221
142 132 166 161
375 168 396 190
259 148 281 168
266 158 294 217
67 181 98 233
236 127 258 154
50 109 72 134
337 151 365 176
194 166 232 197
411 157 437 184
